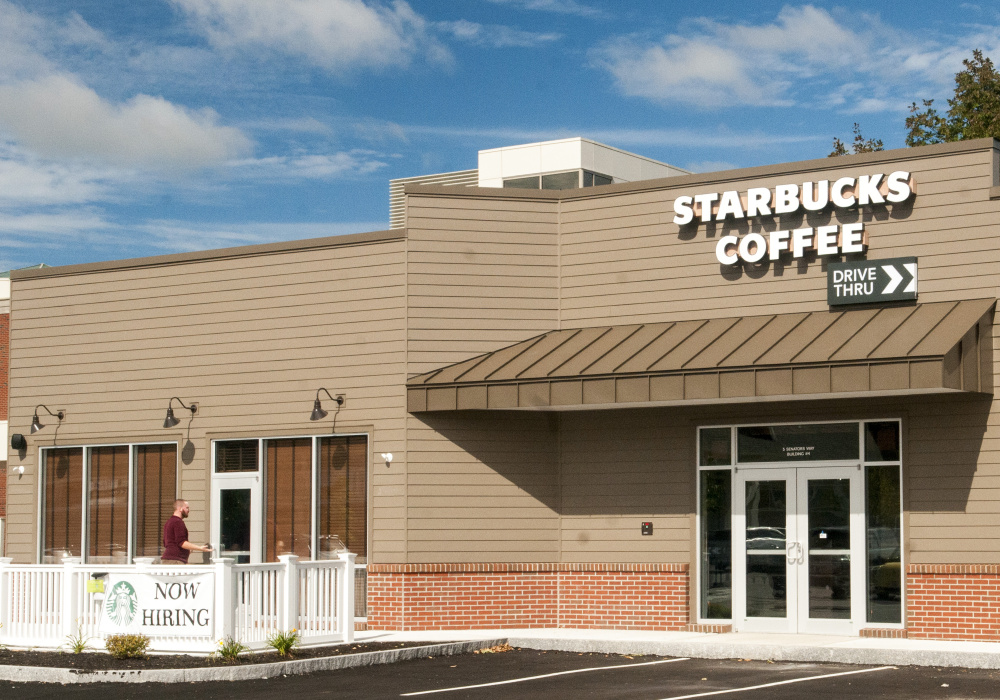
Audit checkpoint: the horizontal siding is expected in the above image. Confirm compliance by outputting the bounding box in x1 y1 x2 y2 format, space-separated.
405 192 559 379
7 238 408 564
559 410 693 564
402 189 560 558
905 393 1000 564
405 412 559 563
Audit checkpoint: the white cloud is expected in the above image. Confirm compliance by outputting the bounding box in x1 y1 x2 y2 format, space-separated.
244 116 334 135
0 74 251 170
228 151 387 180
0 155 109 206
438 20 561 48
0 2 252 173
0 1 58 79
592 6 861 108
485 0 604 18
591 5 1000 111
170 0 450 72
0 210 112 238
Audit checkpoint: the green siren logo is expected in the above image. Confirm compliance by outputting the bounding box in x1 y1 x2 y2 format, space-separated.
105 581 139 626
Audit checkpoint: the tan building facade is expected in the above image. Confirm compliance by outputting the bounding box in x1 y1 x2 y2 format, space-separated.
8 138 1000 640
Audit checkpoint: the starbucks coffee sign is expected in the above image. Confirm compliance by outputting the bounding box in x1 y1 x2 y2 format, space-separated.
100 572 213 635
672 171 916 265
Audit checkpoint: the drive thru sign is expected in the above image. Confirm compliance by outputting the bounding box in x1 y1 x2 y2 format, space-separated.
827 257 917 306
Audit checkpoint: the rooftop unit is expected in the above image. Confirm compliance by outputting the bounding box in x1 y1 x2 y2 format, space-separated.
389 137 687 228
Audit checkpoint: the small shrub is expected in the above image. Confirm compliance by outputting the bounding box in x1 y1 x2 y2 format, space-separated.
65 619 92 654
216 636 249 662
105 633 150 659
266 628 300 657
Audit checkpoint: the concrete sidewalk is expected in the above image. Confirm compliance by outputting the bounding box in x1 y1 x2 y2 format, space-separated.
354 628 1000 669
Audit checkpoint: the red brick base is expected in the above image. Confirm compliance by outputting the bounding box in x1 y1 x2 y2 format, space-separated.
859 627 907 638
907 564 1000 641
686 623 732 634
367 563 689 631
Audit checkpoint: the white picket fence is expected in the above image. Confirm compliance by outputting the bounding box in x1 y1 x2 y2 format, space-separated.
0 553 356 653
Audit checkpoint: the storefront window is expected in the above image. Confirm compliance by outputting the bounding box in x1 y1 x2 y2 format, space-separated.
87 446 130 564
319 435 368 561
865 421 900 462
699 428 732 466
215 440 259 472
40 443 177 563
265 438 313 560
700 469 732 619
133 444 178 558
42 447 83 563
866 464 902 623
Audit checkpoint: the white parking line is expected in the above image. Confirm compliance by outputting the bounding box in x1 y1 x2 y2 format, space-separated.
656 665 897 700
400 656 690 696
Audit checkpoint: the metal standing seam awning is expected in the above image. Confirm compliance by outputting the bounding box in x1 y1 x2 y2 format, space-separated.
406 298 995 412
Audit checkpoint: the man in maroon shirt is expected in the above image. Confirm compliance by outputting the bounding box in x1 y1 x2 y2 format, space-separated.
162 499 212 564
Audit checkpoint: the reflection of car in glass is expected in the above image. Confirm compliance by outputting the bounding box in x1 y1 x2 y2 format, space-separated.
867 527 901 600
746 526 786 550
871 562 901 600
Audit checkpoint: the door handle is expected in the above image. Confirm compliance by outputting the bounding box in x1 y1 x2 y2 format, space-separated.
786 541 804 565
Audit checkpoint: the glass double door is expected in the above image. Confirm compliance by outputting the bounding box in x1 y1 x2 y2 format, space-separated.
734 466 864 635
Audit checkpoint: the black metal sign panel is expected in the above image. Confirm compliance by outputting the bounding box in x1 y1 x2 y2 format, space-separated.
737 423 860 463
827 257 917 306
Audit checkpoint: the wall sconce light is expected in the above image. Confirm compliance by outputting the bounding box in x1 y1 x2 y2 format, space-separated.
381 452 393 466
163 397 198 428
31 405 64 434
310 388 345 421
12 465 24 475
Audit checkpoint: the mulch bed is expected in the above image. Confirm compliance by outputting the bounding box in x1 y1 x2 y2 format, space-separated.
0 641 433 671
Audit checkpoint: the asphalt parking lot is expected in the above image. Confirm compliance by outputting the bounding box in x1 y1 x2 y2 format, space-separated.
4 649 1000 699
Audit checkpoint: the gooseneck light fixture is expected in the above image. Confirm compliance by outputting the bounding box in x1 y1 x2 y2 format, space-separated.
310 388 345 421
30 405 64 434
163 397 198 428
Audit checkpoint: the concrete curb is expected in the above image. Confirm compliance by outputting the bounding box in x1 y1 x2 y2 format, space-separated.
507 637 1000 670
0 639 507 684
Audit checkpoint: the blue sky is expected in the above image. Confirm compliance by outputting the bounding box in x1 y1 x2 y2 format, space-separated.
0 0 998 270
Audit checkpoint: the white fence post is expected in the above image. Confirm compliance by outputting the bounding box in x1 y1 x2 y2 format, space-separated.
0 557 12 643
278 555 299 632
61 557 81 642
214 557 235 642
338 552 356 643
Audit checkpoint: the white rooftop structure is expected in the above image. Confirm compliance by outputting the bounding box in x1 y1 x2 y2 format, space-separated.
389 137 688 228
477 137 687 188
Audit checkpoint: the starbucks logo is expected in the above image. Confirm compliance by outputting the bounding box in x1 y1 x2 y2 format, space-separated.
105 581 138 626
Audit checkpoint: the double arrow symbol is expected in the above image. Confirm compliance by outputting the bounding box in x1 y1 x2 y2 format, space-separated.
828 256 918 306
882 262 917 294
